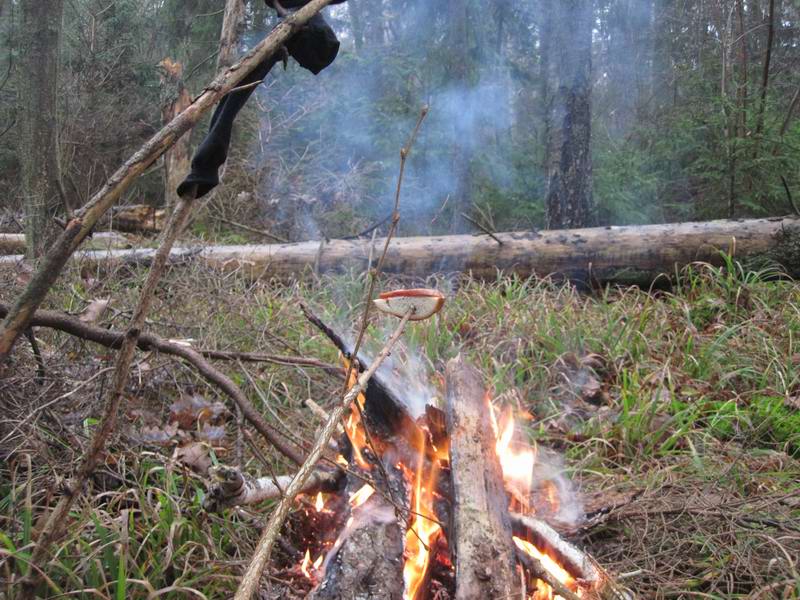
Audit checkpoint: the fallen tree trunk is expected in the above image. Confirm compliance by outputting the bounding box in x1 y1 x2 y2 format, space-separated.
445 355 521 600
0 232 131 255
3 217 796 285
0 234 24 255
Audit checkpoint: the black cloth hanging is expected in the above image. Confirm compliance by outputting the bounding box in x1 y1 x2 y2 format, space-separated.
177 11 341 200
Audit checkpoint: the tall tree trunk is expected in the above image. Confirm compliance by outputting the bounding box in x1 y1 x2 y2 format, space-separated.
347 0 366 52
159 59 192 212
448 0 473 234
545 0 594 229
217 0 245 70
18 0 65 258
752 0 775 158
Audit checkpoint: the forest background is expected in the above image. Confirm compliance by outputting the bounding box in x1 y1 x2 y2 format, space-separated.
2 0 799 248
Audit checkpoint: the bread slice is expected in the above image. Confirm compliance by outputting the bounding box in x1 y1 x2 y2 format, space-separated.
372 288 445 321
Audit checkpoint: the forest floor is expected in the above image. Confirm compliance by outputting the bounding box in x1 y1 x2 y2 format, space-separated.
1 256 799 599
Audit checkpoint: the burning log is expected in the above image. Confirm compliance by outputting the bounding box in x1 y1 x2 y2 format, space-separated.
203 465 342 511
444 355 522 600
300 303 426 447
7 217 797 285
308 477 408 600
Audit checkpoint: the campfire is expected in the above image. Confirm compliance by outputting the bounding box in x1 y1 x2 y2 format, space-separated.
207 298 621 600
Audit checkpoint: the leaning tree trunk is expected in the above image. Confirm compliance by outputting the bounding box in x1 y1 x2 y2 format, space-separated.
545 0 594 230
159 60 192 213
11 217 797 287
18 0 66 258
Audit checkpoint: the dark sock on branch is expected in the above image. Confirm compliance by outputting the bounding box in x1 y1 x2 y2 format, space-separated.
177 12 341 200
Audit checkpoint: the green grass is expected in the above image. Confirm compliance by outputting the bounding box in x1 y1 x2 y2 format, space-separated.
1 256 799 598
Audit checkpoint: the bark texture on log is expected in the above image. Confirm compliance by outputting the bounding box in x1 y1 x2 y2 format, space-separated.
4 217 795 285
0 232 131 255
0 234 25 255
111 205 166 233
445 355 521 600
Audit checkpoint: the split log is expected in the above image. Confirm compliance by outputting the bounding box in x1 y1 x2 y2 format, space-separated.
204 465 342 511
3 217 797 286
0 234 24 255
444 355 521 600
110 204 166 233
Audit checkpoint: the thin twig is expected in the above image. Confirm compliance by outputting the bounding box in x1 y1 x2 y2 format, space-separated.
341 106 428 399
18 195 196 599
24 328 45 384
234 310 413 600
215 215 289 243
341 213 392 240
0 302 304 466
461 212 504 245
781 175 800 217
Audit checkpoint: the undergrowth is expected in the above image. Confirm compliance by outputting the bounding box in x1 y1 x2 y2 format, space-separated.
0 257 798 598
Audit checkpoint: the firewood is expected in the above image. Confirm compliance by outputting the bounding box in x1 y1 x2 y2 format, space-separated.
444 355 521 600
203 465 342 511
111 204 166 233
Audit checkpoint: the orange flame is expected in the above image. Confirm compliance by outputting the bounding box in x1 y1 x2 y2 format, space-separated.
315 492 325 512
349 484 375 509
491 404 537 511
403 438 442 600
300 549 312 579
343 358 373 470
513 537 580 599
300 548 325 581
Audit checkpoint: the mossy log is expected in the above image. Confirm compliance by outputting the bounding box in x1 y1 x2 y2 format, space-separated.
2 217 797 285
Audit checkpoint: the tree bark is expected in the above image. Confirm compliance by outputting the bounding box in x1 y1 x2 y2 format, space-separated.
445 355 520 600
447 0 473 234
217 0 245 70
545 0 594 229
159 60 193 213
752 0 775 157
9 217 796 286
18 0 66 258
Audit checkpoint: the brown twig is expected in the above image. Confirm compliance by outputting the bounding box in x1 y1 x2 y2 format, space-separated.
0 302 304 466
341 213 392 240
460 212 504 245
24 328 45 384
234 309 413 600
200 348 341 373
781 175 800 217
18 195 197 599
340 105 428 397
215 215 289 243
0 0 335 362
